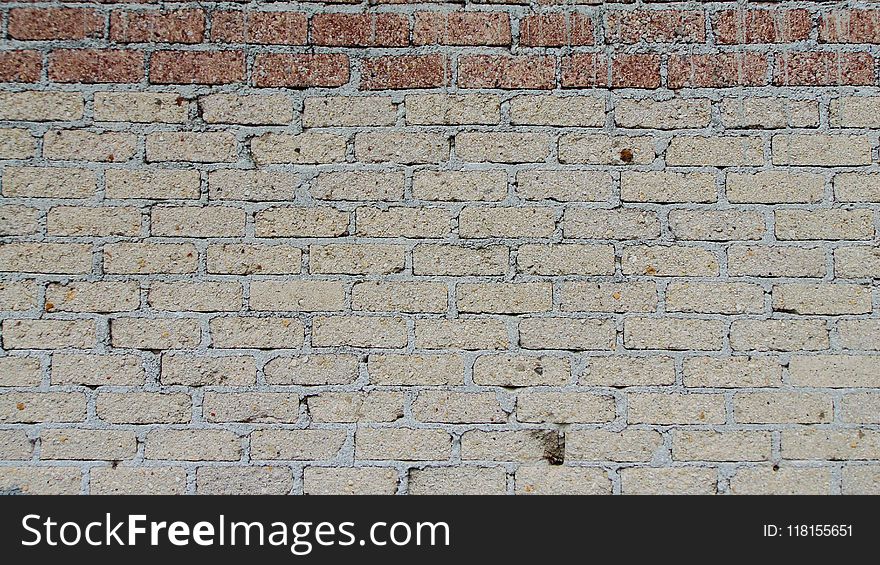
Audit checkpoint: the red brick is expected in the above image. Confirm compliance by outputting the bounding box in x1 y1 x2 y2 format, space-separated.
820 10 880 43
110 10 205 43
210 11 245 43
8 8 103 40
458 55 555 89
520 13 594 47
774 51 875 86
361 55 447 90
605 10 705 44
150 50 244 85
253 53 350 88
561 53 608 88
49 49 143 84
249 12 308 44
414 12 510 46
0 51 41 83
714 9 812 45
668 53 769 88
611 54 661 89
311 13 409 47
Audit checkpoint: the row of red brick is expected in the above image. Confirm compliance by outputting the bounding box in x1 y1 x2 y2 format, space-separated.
6 8 880 46
1 49 876 89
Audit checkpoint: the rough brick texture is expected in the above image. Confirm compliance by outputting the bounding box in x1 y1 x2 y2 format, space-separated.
1 1 880 497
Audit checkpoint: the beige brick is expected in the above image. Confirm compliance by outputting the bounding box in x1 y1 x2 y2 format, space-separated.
566 430 664 462
615 98 711 129
835 172 880 203
248 131 346 164
310 243 404 275
304 96 395 127
409 467 506 495
459 206 555 238
356 428 451 461
517 244 614 276
721 98 818 129
147 131 238 163
776 209 874 240
94 92 188 123
728 245 826 277
204 392 299 423
415 319 510 350
47 206 141 237
841 393 880 424
368 354 463 386
405 94 500 125
564 208 660 239
621 468 717 495
789 355 880 388
473 354 571 386
312 316 407 348
208 170 299 201
730 467 831 495
623 245 719 276
352 281 447 313
264 355 358 386
456 132 550 163
250 280 345 312
312 171 404 201
413 244 508 276
734 392 832 424
458 282 552 314
41 429 136 460
160 354 255 386
621 171 716 203
838 320 880 350
207 244 301 275
581 356 675 386
628 393 725 424
92 467 186 495
783 428 880 461
356 206 451 238
200 93 293 125
510 95 605 126
727 171 824 204
730 320 829 352
670 209 765 241
773 283 871 315
151 206 245 237
0 430 33 459
461 430 560 462
104 242 198 274
561 282 657 313
304 467 399 495
196 467 293 495
308 392 404 423
149 281 241 312
0 467 81 495
0 91 83 121
1 392 85 423
52 353 144 386
97 392 191 424
413 391 505 423
111 318 201 349
46 281 139 313
356 132 448 164
43 130 136 162
677 431 772 461
520 318 616 350
2 166 95 198
842 466 880 495
0 243 92 274
516 464 611 495
666 136 763 166
0 205 39 236
0 128 35 158
624 317 724 351
558 134 654 164
413 169 508 202
146 430 241 461
516 170 611 202
105 169 201 200
255 206 348 238
835 246 880 278
2 319 95 349
517 392 614 424
666 282 765 314
830 96 880 127
209 317 304 349
773 134 872 166
683 356 782 388
0 280 37 311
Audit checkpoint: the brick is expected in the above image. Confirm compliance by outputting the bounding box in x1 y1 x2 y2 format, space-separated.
461 430 561 463
0 281 37 310
772 283 871 315
516 465 610 495
264 355 359 386
721 98 819 129
413 391 505 423
519 318 615 351
0 468 81 495
615 98 710 129
356 132 448 164
161 354 255 385
559 134 654 165
842 467 880 495
510 95 605 127
94 92 188 123
1 392 85 423
831 97 880 127
714 9 812 44
9 8 102 40
405 94 500 125
3 320 95 349
458 282 552 314
414 12 510 46
668 53 768 89
413 244 508 276
581 356 675 387
566 430 663 462
728 245 826 278
204 392 298 423
0 206 39 236
227 11 306 45
458 55 555 89
146 131 238 163
520 13 594 47
111 318 201 350
311 13 408 47
621 171 716 203
304 96 395 127
0 51 41 83
252 132 348 165
145 430 241 461
772 134 872 166
207 244 302 275
152 206 245 237
560 53 607 88
250 280 344 312
473 355 570 387
416 319 510 350
255 207 348 237
209 317 304 349
0 92 83 121
672 431 772 462
253 54 350 88
312 316 407 348
730 320 829 352
0 128 36 159
356 207 451 238
670 210 765 241
151 50 244 85
361 55 446 90
457 133 550 164
789 355 880 388
606 10 705 44
368 354 463 386
835 173 880 202
820 10 880 43
630 392 726 425
106 169 201 200
459 206 555 238
775 210 874 241
683 356 782 388
730 467 831 495
356 428 451 461
310 244 404 275
782 428 880 461
3 166 96 198
0 430 32 460
49 49 143 84
313 171 404 201
624 318 724 351
97 392 191 424
622 245 719 276
104 243 197 274
308 392 403 423
0 243 92 274
200 94 293 125
610 54 662 88
838 320 880 350
726 171 824 204
409 467 506 495
835 246 880 278
352 281 447 313
517 392 614 424
46 281 140 312
666 136 764 167
413 170 507 202
111 9 205 43
197 467 293 495
665 282 764 314
42 430 136 460
149 281 242 312
0 357 41 387
52 353 144 386
517 170 611 202
564 209 660 240
518 244 614 276
47 207 141 237
774 52 875 86
209 170 299 201
734 392 833 424
304 467 398 495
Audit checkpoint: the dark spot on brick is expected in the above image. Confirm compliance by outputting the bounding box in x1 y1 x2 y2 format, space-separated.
619 148 634 162
534 430 564 465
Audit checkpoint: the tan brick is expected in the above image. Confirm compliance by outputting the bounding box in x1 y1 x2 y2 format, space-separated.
160 354 255 386
728 245 826 277
670 209 766 241
835 172 880 203
151 206 245 237
405 94 500 125
666 282 765 314
313 316 407 348
735 392 832 424
51 353 144 386
310 243 404 275
41 429 136 460
1 392 85 423
830 96 880 127
413 244 508 276
356 206 451 238
624 318 724 351
564 208 660 239
0 91 83 121
510 95 605 126
835 246 880 278
2 166 95 198
207 244 301 275
47 206 141 237
0 128 35 158
413 391 505 423
200 93 294 125
516 465 611 495
97 392 191 424
520 318 616 350
409 467 506 495
730 467 831 495
841 393 880 424
561 282 658 313
516 170 611 202
458 282 552 314
204 392 298 423
473 354 570 386
459 206 555 238
621 468 717 495
94 92 188 123
356 428 451 461
623 245 719 276
304 467 398 495
412 170 507 202
3 319 95 349
721 98 818 129
415 319 510 350
149 281 241 312
196 467 293 495
43 130 136 162
146 430 241 461
250 280 345 312
1 430 34 459
776 209 874 240
842 466 880 495
312 171 404 201
147 131 238 163
773 283 871 315
208 170 299 201
558 134 654 164
0 205 39 236
456 132 550 163
308 392 403 423
789 355 880 388
730 320 829 351
666 136 763 166
621 171 716 203
368 354 463 386
581 356 675 386
674 432 771 462
0 467 81 495
628 393 725 424
838 320 880 350
264 355 359 386
615 98 711 129
104 242 197 274
772 134 872 166
683 356 782 388
46 281 139 313
566 430 663 462
210 317 304 349
255 206 348 238
461 430 560 462
111 318 201 350
0 243 92 274
517 392 614 424
517 244 614 276
0 281 37 311
727 171 824 204
303 96 395 127
356 132 448 164
352 281 447 313
783 428 880 461
105 169 201 200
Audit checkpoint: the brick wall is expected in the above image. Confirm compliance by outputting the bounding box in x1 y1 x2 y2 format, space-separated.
1 0 879 495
